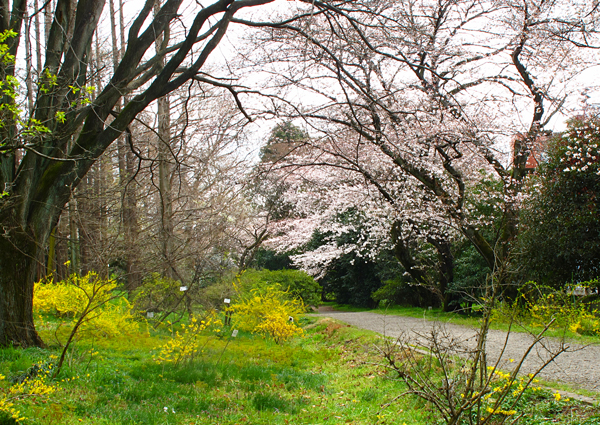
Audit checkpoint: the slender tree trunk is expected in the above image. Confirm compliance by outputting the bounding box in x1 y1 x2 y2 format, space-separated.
34 0 42 72
56 219 69 282
24 8 34 113
68 199 80 273
155 0 175 279
109 0 140 290
124 129 141 289
46 227 56 278
78 175 91 275
158 95 175 278
44 0 53 44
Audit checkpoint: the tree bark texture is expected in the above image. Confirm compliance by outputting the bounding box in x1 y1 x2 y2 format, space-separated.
0 217 46 347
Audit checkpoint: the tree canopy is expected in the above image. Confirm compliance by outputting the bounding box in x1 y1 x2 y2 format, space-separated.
520 118 600 287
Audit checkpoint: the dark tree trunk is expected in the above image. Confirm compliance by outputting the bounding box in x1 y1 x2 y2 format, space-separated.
392 221 458 311
0 226 45 347
391 221 430 286
428 237 457 313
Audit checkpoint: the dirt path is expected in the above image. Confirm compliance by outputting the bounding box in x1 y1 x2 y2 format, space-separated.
314 309 600 394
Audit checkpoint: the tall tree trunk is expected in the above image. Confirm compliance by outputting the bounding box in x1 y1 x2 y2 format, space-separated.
78 175 91 274
155 0 175 279
124 129 141 289
110 0 140 290
47 227 57 278
158 95 175 278
24 7 33 113
92 35 109 278
0 216 47 347
428 237 457 312
55 218 69 282
43 0 53 44
68 199 80 273
34 0 42 72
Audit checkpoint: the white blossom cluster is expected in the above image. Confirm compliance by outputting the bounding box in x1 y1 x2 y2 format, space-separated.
559 124 600 176
262 127 499 278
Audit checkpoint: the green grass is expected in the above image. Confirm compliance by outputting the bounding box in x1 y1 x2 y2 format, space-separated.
0 315 598 424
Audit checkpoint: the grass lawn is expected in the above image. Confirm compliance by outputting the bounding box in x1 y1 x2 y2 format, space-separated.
1 315 599 424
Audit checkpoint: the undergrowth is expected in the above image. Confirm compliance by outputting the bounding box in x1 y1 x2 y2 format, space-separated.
0 315 597 424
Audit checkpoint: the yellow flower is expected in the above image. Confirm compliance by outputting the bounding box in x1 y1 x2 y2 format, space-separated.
553 392 561 402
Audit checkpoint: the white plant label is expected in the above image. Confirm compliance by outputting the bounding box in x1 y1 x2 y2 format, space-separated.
224 298 231 304
179 286 188 291
232 329 238 337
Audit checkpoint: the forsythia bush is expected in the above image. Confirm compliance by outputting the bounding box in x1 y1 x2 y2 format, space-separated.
476 366 544 420
496 281 600 335
230 284 304 343
154 312 222 365
34 272 143 340
34 272 115 316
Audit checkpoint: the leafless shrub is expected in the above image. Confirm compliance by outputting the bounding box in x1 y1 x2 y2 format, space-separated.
377 292 569 425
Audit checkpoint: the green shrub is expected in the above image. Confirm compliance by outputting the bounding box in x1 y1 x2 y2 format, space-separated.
131 273 183 314
372 277 439 308
236 269 321 308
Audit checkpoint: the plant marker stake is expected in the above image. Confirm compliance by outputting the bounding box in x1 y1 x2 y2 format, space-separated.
224 298 232 325
217 329 238 365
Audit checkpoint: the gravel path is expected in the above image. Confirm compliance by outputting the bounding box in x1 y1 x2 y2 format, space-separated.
314 309 600 393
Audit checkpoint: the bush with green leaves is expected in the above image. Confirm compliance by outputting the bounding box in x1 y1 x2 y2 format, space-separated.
519 117 600 287
235 269 321 308
372 276 439 308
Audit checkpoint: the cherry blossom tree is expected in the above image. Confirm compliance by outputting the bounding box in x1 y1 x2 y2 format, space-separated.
263 127 499 309
243 0 600 297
